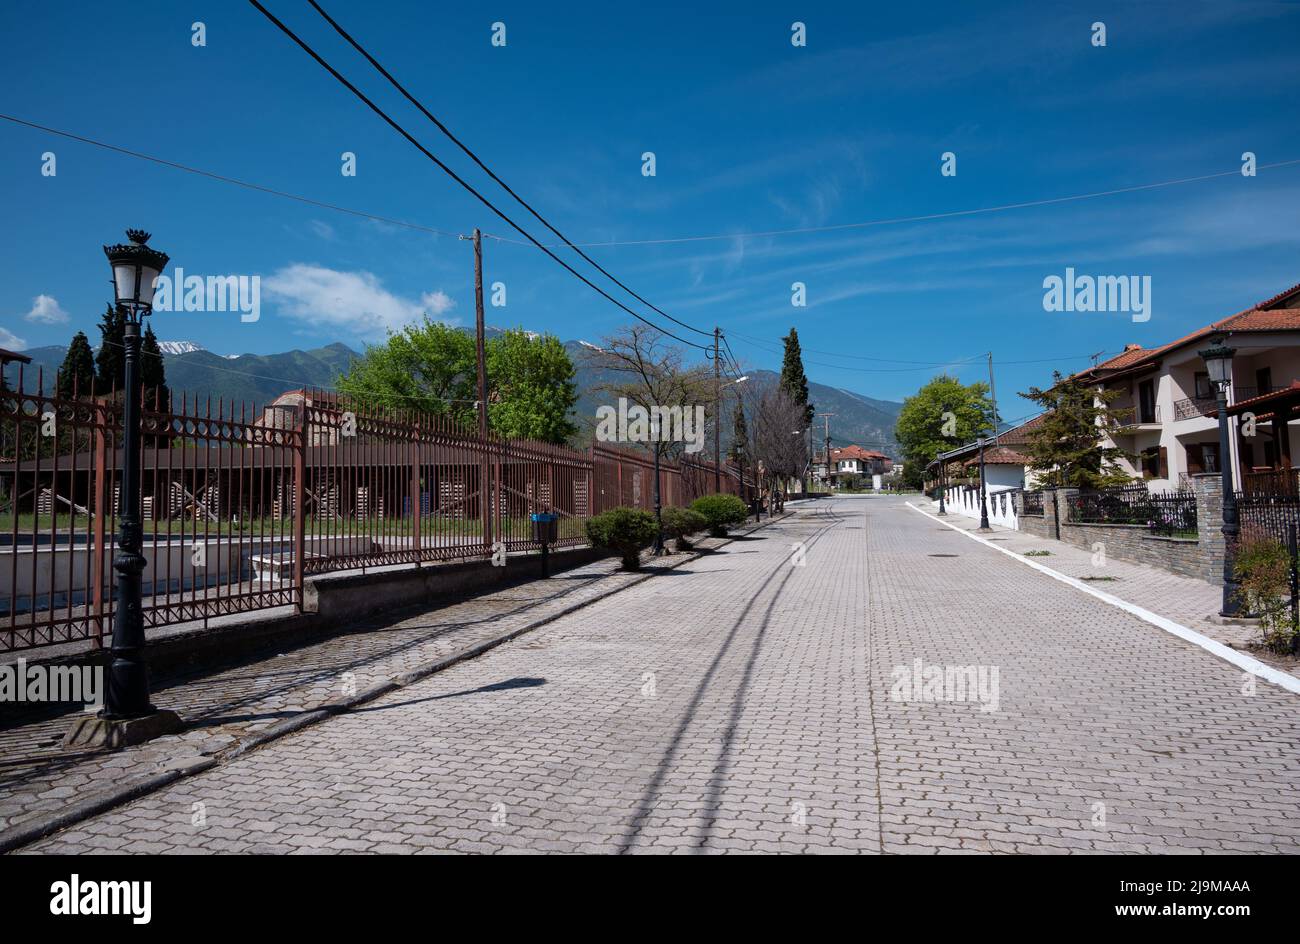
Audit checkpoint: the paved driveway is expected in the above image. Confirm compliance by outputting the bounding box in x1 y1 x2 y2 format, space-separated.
21 497 1300 853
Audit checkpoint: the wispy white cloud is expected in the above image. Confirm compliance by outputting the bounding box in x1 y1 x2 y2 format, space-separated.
22 294 69 324
0 326 27 350
263 264 456 337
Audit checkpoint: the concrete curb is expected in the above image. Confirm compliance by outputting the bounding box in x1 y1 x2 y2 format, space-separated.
0 512 791 854
907 501 1300 697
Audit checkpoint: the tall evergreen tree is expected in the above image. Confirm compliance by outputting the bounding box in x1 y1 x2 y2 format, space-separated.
779 328 814 426
57 331 96 399
1020 371 1133 488
728 403 749 462
140 322 171 412
94 304 126 394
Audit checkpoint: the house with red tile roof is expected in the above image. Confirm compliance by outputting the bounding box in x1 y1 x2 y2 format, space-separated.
812 444 892 487
1067 281 1300 491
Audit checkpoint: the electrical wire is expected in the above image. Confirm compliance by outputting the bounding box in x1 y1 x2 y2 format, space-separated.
0 112 465 240
489 159 1300 249
246 0 711 352
308 0 714 341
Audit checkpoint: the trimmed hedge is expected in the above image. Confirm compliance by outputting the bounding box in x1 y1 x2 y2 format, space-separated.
691 493 749 538
585 507 658 570
660 506 707 551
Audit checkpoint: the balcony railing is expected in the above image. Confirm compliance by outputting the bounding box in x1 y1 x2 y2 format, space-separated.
1173 395 1216 420
1173 384 1279 421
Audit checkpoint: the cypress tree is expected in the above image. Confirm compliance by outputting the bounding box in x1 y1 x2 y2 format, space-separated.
57 331 96 399
94 304 126 394
140 322 170 412
728 403 749 462
779 328 814 426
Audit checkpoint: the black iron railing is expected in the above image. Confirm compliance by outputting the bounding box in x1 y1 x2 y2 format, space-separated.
1020 490 1044 516
1066 485 1197 536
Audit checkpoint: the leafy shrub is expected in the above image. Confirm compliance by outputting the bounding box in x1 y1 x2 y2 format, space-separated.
660 506 707 551
1234 531 1299 653
585 507 658 570
691 493 749 537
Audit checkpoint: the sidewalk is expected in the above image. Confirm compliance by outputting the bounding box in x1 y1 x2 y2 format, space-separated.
0 515 782 848
920 501 1300 681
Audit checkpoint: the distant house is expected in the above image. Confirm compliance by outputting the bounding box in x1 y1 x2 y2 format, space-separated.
255 388 347 445
813 444 892 487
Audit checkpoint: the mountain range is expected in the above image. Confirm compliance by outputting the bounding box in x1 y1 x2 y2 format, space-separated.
5 336 902 455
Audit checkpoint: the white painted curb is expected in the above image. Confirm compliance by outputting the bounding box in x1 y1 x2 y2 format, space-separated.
906 501 1300 697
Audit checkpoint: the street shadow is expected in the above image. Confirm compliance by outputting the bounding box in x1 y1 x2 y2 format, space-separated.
616 505 846 854
351 676 547 713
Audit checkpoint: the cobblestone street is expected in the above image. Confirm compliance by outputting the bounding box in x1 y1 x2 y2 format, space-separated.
18 497 1300 854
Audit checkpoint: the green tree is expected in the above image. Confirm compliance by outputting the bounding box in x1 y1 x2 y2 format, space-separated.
57 331 96 399
485 329 578 443
337 320 578 444
337 318 478 426
1020 371 1133 488
894 374 995 488
140 322 171 412
94 304 125 395
779 328 814 426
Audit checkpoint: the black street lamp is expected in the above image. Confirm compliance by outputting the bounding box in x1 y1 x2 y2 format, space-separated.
1200 339 1241 617
978 437 990 530
101 230 172 722
937 456 947 515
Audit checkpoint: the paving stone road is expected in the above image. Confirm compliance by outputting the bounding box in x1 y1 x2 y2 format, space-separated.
19 497 1300 854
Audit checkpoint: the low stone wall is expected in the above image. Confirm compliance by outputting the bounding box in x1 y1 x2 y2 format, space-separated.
1012 474 1224 585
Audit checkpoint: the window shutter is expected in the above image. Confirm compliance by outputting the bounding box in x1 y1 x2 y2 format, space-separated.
1158 446 1168 479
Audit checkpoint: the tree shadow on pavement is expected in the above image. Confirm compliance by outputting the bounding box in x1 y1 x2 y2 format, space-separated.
616 504 846 854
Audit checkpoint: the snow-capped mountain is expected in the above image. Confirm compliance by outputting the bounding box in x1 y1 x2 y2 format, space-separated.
155 340 206 356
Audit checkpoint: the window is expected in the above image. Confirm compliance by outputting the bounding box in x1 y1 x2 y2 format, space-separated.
1138 379 1156 423
1141 447 1160 479
1256 367 1273 396
1194 372 1211 399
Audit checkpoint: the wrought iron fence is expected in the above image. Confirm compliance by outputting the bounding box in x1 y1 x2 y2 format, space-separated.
2 372 747 653
1066 484 1197 537
1020 490 1044 516
1236 492 1300 547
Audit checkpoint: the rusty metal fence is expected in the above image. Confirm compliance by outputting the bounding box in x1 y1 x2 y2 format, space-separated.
2 376 745 653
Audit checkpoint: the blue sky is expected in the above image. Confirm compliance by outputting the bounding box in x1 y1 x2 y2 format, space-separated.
2 0 1298 419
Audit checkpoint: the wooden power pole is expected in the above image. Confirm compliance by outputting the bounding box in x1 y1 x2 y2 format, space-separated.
714 326 722 493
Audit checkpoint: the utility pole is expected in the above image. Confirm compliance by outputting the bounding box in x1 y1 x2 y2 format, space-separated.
979 352 998 531
465 229 492 553
819 412 835 490
713 326 722 493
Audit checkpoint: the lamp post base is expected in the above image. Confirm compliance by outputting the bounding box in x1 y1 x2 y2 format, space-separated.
63 708 183 752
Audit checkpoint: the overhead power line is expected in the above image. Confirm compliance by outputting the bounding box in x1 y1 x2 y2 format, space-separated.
245 0 711 352
307 0 713 341
490 159 1300 249
0 113 465 240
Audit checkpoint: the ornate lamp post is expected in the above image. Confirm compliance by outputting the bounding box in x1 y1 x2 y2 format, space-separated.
99 231 177 729
937 455 947 515
1200 340 1241 616
978 436 990 530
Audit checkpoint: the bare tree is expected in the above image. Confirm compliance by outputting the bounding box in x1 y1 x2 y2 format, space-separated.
746 385 808 514
584 325 715 550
